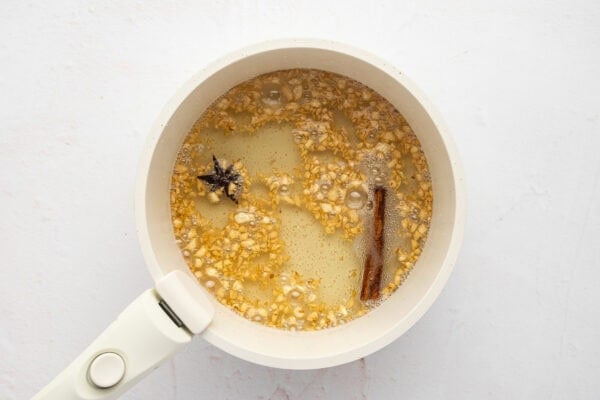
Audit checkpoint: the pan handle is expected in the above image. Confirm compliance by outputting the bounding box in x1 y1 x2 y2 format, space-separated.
32 270 214 400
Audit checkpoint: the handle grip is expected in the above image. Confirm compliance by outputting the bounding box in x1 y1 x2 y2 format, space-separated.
33 271 214 400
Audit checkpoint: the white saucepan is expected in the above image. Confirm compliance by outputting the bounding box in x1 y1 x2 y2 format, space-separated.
34 39 465 399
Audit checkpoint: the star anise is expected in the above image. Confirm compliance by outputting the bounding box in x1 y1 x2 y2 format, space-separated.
198 155 243 203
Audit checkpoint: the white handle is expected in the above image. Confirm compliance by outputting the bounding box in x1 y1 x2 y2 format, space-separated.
33 271 214 400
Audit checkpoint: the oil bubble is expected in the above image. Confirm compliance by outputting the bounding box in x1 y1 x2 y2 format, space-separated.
345 188 368 209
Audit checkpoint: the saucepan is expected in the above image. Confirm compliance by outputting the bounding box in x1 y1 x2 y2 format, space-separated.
34 39 465 399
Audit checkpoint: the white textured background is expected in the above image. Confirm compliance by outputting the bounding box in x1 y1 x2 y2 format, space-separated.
2 1 600 399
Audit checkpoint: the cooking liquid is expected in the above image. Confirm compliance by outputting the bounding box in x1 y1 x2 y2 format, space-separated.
170 69 433 330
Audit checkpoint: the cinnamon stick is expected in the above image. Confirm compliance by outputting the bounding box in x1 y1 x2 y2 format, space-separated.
360 186 386 301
